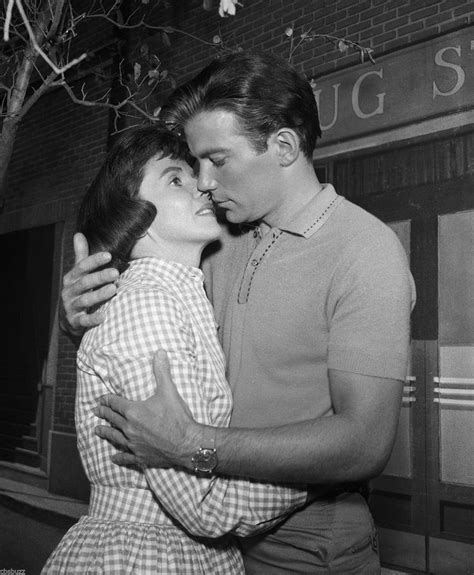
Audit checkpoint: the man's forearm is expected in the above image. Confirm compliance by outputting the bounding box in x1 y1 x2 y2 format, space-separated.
187 415 379 484
178 373 403 484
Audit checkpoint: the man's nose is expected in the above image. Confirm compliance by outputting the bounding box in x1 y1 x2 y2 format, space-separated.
197 167 216 194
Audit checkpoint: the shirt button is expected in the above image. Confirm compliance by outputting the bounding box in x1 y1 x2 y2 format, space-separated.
251 259 259 267
253 229 260 238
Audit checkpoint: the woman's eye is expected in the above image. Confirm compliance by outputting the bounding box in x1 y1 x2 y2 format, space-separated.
170 176 182 186
211 157 225 167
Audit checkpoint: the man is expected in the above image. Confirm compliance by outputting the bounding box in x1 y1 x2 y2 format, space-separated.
62 51 415 574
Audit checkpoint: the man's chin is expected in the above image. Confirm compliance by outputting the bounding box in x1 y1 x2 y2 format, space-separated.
223 209 245 224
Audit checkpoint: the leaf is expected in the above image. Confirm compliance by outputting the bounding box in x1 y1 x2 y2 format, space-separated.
338 40 348 53
219 0 239 17
162 32 171 47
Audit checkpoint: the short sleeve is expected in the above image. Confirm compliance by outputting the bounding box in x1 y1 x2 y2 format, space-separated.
327 227 415 381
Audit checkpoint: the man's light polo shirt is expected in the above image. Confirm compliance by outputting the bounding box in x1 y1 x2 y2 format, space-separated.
203 184 415 429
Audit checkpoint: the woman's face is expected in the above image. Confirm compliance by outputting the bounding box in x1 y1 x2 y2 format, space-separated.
139 154 221 249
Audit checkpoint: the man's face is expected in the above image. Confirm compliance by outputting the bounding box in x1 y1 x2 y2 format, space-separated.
184 109 284 226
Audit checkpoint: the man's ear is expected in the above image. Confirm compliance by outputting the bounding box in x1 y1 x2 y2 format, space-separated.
272 128 301 166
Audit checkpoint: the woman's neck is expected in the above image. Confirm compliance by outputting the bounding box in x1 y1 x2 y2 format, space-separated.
131 238 203 268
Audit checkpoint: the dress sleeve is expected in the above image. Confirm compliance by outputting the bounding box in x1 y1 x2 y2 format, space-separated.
102 286 307 538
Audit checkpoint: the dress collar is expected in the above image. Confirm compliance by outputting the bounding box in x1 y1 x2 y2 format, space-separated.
121 256 204 286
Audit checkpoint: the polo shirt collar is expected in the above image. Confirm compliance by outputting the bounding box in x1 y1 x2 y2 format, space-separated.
239 184 341 240
277 183 340 238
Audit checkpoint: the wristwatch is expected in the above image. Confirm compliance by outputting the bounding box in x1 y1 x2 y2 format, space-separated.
191 446 218 476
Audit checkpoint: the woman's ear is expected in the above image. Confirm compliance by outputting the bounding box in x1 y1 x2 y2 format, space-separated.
273 128 300 166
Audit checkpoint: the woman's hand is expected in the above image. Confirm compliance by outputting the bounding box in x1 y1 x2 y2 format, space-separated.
60 233 119 338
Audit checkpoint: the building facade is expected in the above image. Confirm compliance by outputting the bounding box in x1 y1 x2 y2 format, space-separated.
1 1 473 573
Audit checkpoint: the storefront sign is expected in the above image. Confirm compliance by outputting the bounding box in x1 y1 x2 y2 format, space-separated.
312 28 474 146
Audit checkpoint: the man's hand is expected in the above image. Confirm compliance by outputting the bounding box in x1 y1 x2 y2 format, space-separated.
95 350 201 470
60 233 119 337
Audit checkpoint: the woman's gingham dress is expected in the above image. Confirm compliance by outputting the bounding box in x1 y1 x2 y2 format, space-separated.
42 257 306 574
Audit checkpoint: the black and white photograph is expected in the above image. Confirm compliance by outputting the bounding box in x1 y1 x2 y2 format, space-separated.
0 1 473 573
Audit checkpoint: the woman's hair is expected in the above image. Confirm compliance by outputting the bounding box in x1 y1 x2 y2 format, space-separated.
162 51 321 159
77 126 191 272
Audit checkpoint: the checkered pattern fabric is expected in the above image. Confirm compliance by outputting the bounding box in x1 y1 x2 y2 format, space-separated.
42 257 306 574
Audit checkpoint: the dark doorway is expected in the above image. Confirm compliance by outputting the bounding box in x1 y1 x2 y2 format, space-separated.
0 224 56 468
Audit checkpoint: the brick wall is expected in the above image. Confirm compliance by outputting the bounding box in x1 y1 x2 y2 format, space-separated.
2 0 473 438
153 0 474 87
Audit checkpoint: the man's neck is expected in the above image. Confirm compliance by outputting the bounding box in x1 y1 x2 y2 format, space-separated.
262 175 323 230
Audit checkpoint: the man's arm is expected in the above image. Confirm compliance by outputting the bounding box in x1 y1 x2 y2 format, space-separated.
96 352 404 484
208 370 404 482
60 233 119 339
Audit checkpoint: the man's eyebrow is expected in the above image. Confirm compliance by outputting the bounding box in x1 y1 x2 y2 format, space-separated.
196 147 229 158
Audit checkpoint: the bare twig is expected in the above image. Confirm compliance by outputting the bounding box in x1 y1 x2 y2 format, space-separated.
285 25 375 65
14 0 88 74
87 11 221 48
3 0 15 42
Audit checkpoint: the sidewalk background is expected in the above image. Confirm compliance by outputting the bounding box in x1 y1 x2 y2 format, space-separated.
0 477 86 574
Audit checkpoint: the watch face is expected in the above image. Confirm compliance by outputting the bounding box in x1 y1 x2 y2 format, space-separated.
193 447 217 473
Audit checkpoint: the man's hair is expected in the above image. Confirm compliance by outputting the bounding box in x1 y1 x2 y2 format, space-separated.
77 126 191 273
162 51 322 158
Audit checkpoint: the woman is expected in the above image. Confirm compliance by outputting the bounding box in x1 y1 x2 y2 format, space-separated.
42 127 307 574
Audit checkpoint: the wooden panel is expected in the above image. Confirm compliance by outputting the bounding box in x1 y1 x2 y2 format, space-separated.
377 528 426 573
429 537 474 575
438 407 474 485
411 217 438 341
440 501 474 539
383 404 413 478
333 129 474 199
438 211 474 344
371 492 412 530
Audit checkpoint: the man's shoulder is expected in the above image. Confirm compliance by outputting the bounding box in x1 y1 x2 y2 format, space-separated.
331 196 400 247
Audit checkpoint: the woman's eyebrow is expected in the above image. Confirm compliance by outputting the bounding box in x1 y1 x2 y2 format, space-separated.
159 165 184 178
